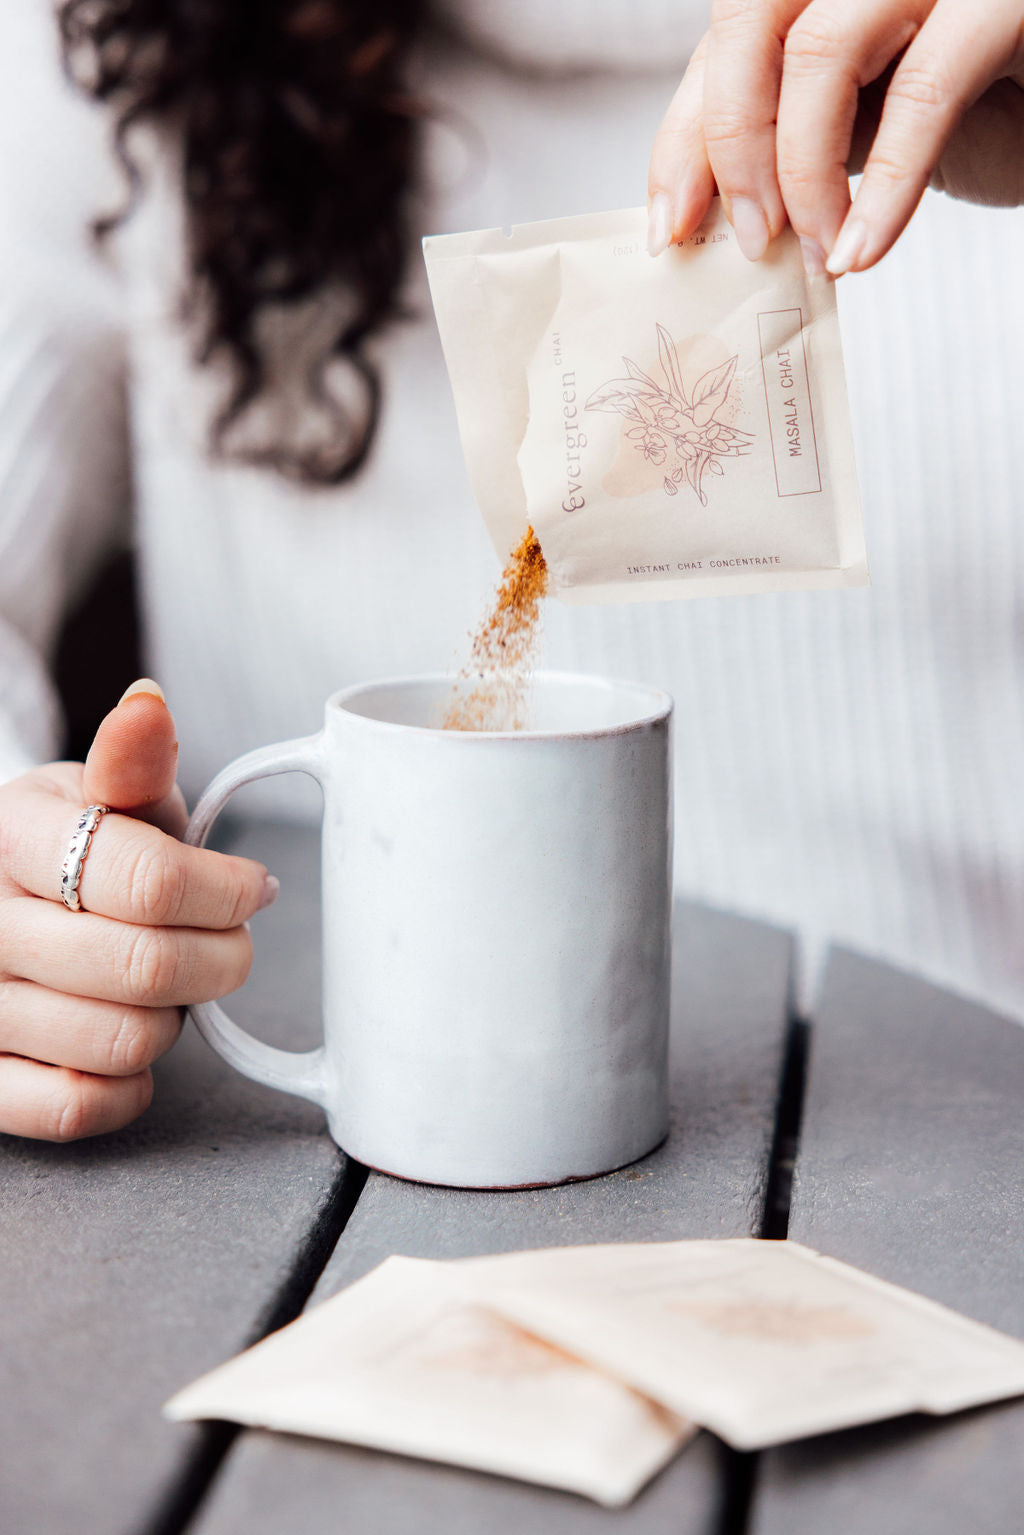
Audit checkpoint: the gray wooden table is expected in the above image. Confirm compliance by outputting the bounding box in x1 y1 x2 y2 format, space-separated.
1 821 1020 1535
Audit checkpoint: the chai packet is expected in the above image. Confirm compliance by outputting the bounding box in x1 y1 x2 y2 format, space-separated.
456 1239 1024 1450
424 202 867 601
165 1254 692 1508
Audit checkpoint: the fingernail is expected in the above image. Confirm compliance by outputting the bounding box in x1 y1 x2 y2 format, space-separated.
826 217 866 276
730 197 770 262
672 166 706 232
799 236 827 279
257 874 280 912
647 192 673 258
119 678 166 705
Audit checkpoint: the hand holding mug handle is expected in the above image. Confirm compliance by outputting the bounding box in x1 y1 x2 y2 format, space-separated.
184 734 328 1107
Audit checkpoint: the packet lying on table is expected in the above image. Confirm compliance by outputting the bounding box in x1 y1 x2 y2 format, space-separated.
457 1239 1024 1450
168 1237 1024 1504
425 202 867 601
164 1254 692 1508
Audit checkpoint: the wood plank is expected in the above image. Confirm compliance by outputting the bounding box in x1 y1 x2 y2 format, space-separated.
0 822 346 1535
752 948 1024 1535
194 902 795 1535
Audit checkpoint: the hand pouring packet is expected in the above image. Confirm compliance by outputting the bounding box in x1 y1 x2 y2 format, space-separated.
424 201 867 602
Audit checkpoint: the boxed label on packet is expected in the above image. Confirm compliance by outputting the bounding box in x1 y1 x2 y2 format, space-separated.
424 201 868 602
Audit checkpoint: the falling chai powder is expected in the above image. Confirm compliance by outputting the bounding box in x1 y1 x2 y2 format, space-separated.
444 527 548 731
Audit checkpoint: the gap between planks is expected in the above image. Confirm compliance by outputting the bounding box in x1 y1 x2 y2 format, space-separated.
716 1013 813 1535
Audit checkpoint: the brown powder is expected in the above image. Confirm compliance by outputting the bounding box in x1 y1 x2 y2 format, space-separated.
444 526 548 731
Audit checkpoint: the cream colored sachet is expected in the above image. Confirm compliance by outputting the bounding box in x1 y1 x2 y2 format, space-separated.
424 202 867 601
164 1254 692 1507
454 1239 1024 1450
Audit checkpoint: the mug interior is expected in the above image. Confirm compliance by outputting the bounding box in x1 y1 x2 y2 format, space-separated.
332 672 671 735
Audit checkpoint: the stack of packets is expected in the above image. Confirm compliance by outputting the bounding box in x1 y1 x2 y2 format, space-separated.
166 1239 1024 1508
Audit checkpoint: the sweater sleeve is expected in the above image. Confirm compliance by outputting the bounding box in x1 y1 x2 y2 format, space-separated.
0 0 131 785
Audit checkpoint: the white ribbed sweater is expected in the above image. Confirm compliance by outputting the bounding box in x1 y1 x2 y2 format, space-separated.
2 1 1023 1020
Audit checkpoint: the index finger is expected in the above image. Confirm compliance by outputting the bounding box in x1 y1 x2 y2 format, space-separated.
703 0 806 257
648 34 717 254
2 788 276 930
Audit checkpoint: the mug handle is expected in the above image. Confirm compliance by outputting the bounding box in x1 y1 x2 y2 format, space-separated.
183 733 328 1108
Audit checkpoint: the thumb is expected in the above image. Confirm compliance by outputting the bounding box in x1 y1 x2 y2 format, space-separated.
82 679 188 835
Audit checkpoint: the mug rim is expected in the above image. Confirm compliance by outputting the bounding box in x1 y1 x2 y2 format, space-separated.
326 670 673 740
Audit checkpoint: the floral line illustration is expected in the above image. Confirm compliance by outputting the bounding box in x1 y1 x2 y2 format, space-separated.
584 324 754 505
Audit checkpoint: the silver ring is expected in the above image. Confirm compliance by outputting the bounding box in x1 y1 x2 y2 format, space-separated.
60 805 110 912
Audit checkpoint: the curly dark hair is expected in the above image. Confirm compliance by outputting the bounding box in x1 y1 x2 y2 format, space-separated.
58 0 427 485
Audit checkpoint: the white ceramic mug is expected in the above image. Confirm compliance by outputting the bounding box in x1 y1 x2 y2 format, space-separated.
184 673 673 1188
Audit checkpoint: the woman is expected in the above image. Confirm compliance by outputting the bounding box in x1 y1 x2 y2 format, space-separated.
1 0 1023 1140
